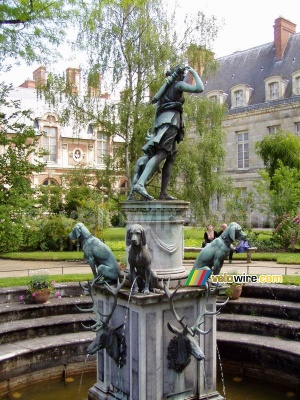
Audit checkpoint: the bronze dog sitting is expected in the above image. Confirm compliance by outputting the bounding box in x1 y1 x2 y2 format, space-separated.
69 222 120 283
126 224 153 295
193 222 247 275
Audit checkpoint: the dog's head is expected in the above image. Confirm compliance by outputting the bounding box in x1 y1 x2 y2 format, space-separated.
225 222 247 242
69 222 90 240
126 224 146 247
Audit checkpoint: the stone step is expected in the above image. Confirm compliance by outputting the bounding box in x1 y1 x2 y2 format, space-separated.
216 331 300 387
0 313 94 344
0 296 93 323
0 331 96 385
0 282 89 304
241 283 300 302
217 313 300 341
220 296 300 321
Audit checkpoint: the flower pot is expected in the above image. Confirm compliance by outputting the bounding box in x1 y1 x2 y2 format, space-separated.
32 289 51 304
226 284 243 300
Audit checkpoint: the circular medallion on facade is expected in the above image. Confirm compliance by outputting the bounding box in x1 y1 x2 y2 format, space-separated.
73 148 82 161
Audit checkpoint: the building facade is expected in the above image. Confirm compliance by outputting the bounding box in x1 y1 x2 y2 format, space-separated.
202 17 300 226
5 66 127 191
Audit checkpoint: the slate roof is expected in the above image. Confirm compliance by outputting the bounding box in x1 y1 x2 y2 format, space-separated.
202 32 300 109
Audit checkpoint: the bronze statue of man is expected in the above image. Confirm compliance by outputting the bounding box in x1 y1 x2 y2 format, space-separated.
131 64 204 201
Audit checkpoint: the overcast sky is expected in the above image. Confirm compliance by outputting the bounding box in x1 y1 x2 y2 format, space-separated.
2 0 300 86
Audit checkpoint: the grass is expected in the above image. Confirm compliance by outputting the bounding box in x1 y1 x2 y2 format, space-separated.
0 227 300 287
0 274 94 288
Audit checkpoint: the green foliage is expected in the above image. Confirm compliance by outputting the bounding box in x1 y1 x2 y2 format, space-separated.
37 215 75 251
173 97 231 223
225 189 255 229
0 84 47 209
0 0 82 67
0 209 25 252
42 0 221 197
255 131 300 188
77 199 111 237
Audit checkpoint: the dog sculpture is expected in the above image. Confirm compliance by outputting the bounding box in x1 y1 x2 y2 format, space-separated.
126 224 153 295
193 222 247 275
68 222 120 283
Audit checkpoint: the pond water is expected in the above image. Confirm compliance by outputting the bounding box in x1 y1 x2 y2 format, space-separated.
0 372 298 400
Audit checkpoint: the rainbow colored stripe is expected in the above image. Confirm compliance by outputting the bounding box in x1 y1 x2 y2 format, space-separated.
185 269 211 286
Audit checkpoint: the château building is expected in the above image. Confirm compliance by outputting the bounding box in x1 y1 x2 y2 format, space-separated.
202 17 300 226
4 66 127 191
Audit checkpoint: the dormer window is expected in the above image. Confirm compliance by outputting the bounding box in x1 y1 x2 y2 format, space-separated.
264 76 288 101
205 90 228 104
269 82 279 100
291 70 300 96
230 84 253 109
235 90 243 107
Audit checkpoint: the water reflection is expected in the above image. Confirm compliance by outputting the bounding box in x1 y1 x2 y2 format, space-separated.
0 372 96 400
217 372 298 400
1 371 297 399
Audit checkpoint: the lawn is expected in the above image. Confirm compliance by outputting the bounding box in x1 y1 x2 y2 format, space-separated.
0 227 299 287
1 226 298 264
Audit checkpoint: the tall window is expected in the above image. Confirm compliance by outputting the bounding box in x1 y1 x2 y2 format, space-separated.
269 82 279 100
97 132 109 165
296 77 300 95
43 126 57 162
234 90 243 107
237 132 249 169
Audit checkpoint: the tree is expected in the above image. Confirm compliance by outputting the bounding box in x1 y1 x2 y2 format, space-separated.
42 0 223 221
0 83 47 209
255 131 300 188
172 96 231 223
0 0 82 68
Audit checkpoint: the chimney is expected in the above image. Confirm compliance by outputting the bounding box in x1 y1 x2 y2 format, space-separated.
33 66 46 88
66 67 81 94
274 17 296 61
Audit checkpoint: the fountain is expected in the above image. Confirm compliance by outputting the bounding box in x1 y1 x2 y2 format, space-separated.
81 200 224 400
79 64 225 400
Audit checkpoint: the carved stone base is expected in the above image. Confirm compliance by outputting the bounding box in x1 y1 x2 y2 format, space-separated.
87 286 223 400
121 201 190 286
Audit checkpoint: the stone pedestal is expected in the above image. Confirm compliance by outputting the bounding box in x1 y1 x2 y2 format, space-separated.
88 287 224 400
121 201 190 282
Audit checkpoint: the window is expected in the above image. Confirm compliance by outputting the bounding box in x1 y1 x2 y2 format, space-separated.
237 132 249 169
296 77 300 95
43 126 57 162
43 179 57 186
97 132 109 165
234 90 244 107
205 90 228 104
267 125 280 134
269 82 279 100
295 122 300 135
291 70 300 96
264 76 288 101
230 85 253 109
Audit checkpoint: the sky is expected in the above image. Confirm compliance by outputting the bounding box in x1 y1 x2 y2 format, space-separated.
2 0 300 87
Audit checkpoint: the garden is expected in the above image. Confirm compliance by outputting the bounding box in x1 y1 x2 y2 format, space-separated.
0 226 299 288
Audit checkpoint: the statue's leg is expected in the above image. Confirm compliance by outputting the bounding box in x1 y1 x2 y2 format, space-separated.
133 150 167 200
159 153 177 200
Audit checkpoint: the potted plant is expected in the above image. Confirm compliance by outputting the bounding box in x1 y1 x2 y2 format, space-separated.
27 274 55 303
225 283 243 300
225 270 243 300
